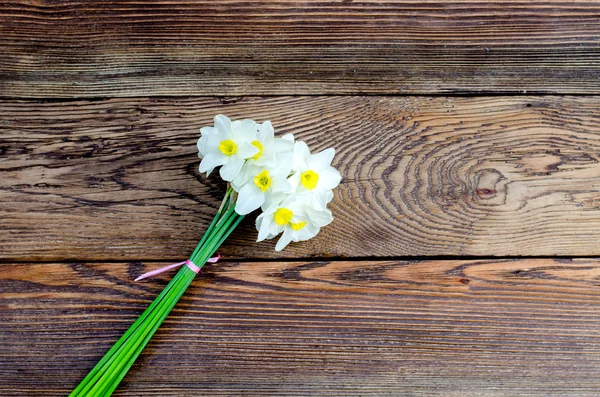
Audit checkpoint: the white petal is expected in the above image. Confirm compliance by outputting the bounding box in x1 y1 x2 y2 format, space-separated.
271 174 292 193
309 189 328 210
275 228 294 251
257 121 274 142
232 119 257 141
262 191 286 210
279 194 297 208
294 140 310 155
309 148 335 169
206 133 222 146
197 134 221 157
280 133 295 143
257 214 274 242
305 207 333 228
214 115 232 134
197 137 208 157
231 173 248 192
219 155 244 181
289 204 308 221
199 152 228 175
272 144 293 175
326 190 334 203
235 183 265 215
317 167 342 191
232 163 259 191
274 137 294 153
269 218 283 236
200 126 218 136
295 225 319 242
253 149 276 167
274 159 292 177
237 141 260 159
255 216 263 237
292 141 310 171
230 177 243 193
230 179 244 193
287 172 301 191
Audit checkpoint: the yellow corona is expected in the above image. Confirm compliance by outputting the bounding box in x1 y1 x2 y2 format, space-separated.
301 170 319 190
218 139 237 156
251 140 264 160
253 170 272 192
274 208 293 226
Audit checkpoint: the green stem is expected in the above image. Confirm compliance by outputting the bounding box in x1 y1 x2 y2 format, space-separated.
91 270 191 396
188 187 232 261
193 210 243 267
96 268 196 396
69 190 244 397
69 270 186 397
100 271 196 396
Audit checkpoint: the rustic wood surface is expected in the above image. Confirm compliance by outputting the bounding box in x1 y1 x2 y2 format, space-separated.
3 1 600 395
3 96 600 261
2 258 600 396
2 1 600 97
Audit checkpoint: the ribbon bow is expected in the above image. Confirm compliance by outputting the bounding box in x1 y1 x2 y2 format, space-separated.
135 254 221 281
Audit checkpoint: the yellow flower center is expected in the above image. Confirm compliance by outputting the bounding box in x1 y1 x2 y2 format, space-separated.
301 170 319 190
291 221 307 231
251 140 264 160
253 169 271 192
274 208 293 226
218 139 237 156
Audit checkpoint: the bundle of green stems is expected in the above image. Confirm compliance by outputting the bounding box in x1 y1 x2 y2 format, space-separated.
70 187 242 397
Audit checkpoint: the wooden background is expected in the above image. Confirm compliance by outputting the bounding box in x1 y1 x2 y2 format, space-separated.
2 1 600 396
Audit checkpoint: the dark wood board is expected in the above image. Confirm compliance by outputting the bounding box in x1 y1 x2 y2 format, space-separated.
3 96 600 260
2 1 600 97
2 258 600 396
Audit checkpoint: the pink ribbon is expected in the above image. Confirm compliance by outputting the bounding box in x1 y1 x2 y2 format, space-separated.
135 254 221 281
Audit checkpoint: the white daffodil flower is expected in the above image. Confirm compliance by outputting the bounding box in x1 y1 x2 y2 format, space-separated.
288 141 342 198
233 166 293 215
197 115 260 181
231 126 296 215
255 195 333 251
232 126 295 190
243 121 277 168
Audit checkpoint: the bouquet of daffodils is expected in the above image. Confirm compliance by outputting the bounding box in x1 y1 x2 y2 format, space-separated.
70 115 341 396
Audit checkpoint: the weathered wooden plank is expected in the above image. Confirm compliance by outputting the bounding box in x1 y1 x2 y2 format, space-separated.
2 1 600 97
2 258 600 396
3 96 600 260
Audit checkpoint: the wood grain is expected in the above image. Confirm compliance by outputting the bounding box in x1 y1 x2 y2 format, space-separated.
2 1 600 97
2 258 600 396
3 95 600 260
